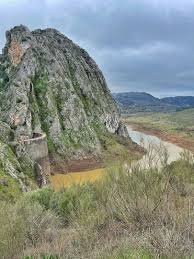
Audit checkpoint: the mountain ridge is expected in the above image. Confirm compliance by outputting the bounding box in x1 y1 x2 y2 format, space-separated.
113 92 194 113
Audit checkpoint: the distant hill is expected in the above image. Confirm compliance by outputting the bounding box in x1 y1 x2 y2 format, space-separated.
113 92 194 114
112 92 161 106
161 96 194 108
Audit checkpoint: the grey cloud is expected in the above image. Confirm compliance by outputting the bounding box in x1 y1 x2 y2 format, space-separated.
0 0 194 96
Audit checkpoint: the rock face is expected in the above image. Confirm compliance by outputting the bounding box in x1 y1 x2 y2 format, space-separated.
0 25 128 188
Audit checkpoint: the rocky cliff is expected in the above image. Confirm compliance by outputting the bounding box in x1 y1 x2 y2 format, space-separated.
0 25 129 194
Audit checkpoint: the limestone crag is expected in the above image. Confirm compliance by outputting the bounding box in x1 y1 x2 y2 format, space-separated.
0 25 127 157
0 25 128 191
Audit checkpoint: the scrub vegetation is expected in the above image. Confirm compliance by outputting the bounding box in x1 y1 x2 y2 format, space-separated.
1 148 194 258
125 109 194 139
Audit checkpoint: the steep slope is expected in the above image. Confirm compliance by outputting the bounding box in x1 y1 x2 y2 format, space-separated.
0 121 37 201
0 25 129 192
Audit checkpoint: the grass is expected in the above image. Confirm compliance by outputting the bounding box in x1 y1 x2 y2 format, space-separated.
104 247 154 258
99 131 142 167
0 170 22 201
1 147 194 258
0 143 22 201
125 108 194 139
23 256 59 259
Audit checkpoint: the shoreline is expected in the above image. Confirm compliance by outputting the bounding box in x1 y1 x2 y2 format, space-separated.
127 122 194 153
50 158 103 175
50 138 144 175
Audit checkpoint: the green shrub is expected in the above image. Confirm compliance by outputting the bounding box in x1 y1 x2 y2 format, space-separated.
104 247 154 259
25 187 54 210
0 199 59 258
1 147 194 258
49 183 97 224
23 255 59 259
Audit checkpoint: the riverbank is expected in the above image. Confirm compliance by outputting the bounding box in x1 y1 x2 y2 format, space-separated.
50 134 143 175
50 134 143 189
126 122 194 153
50 158 103 174
51 123 187 190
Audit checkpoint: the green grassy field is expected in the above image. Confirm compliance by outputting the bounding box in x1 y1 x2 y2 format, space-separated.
125 108 194 139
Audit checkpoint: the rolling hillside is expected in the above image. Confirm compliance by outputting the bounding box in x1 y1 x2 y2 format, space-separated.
113 92 194 114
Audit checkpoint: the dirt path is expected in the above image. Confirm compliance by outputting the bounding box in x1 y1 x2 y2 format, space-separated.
127 122 194 153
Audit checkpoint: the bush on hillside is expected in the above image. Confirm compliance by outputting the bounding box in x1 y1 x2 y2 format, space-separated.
1 148 194 258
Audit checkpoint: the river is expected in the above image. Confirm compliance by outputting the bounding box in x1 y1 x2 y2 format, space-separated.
127 126 185 165
51 126 186 189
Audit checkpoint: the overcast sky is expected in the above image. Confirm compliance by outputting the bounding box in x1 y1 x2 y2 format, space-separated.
0 0 194 97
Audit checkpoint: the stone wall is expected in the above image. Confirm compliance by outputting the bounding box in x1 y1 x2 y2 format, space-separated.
20 133 50 187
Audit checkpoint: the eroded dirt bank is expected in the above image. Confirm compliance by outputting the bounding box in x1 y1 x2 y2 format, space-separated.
50 158 103 175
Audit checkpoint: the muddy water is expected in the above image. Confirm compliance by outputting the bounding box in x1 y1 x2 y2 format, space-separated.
127 125 185 166
51 126 187 190
51 168 105 190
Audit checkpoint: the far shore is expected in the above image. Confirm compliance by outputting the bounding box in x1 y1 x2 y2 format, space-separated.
127 122 194 154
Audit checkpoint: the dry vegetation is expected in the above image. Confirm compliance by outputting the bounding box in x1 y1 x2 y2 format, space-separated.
125 109 194 141
1 147 194 258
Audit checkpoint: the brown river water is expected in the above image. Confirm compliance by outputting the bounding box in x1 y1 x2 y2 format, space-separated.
51 126 187 190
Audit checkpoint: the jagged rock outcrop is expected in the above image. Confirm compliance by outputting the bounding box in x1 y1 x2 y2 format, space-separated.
0 25 129 190
0 25 127 155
